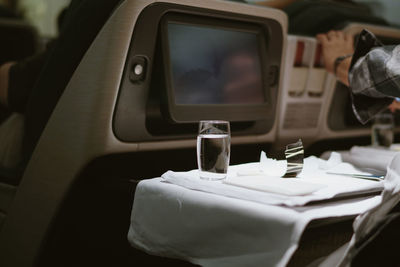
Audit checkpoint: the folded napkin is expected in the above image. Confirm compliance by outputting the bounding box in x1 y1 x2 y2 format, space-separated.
223 176 325 196
162 169 292 206
341 146 399 174
161 152 383 207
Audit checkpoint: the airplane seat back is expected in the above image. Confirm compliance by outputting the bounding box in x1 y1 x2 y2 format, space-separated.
0 1 287 266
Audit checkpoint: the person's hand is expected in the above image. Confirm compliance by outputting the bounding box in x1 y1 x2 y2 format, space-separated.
316 31 354 73
389 99 400 113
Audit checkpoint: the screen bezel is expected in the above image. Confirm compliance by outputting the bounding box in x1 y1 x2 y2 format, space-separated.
160 12 271 123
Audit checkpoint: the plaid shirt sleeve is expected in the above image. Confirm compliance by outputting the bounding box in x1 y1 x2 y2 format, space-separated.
348 29 400 124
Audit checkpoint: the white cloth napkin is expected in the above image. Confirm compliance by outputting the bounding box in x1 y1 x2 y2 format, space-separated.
161 152 383 207
325 146 399 175
223 176 325 196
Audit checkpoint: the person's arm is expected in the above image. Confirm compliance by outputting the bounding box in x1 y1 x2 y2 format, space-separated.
0 62 14 107
349 45 400 99
349 43 400 121
316 30 354 86
335 56 352 87
318 29 400 123
389 100 400 113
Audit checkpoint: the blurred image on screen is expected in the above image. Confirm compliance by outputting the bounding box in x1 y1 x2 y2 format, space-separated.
168 23 265 105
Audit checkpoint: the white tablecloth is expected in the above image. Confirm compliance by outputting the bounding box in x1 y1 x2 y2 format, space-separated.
128 152 390 266
128 181 380 267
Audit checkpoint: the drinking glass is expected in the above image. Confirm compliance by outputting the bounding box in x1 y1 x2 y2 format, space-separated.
197 120 231 180
371 113 394 147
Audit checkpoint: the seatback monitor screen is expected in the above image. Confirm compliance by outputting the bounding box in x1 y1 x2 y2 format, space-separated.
168 23 265 105
160 13 271 123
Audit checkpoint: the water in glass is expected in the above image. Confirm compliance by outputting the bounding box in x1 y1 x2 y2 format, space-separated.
197 133 230 180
